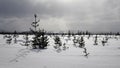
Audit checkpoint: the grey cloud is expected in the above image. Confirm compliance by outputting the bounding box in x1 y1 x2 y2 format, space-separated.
0 0 120 32
0 0 33 18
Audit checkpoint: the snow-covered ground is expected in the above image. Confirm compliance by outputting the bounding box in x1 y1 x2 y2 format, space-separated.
0 35 120 68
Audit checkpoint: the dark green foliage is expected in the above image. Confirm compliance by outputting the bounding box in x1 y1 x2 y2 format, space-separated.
73 36 78 46
5 34 12 45
38 30 49 49
87 34 91 39
20 33 30 46
13 31 19 44
31 29 49 49
3 34 7 39
53 36 62 50
78 36 85 48
67 30 71 39
83 48 89 57
54 36 62 46
101 36 108 46
94 35 98 45
31 14 39 32
54 36 68 53
101 39 106 46
30 14 49 49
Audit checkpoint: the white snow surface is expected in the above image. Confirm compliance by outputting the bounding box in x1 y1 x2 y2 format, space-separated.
0 35 120 68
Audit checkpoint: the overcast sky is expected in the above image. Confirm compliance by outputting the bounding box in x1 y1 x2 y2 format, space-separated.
0 0 120 32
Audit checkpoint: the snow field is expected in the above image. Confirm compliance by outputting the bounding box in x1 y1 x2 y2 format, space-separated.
0 35 120 68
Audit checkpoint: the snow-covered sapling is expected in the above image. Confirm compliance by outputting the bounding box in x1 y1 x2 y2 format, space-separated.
94 35 98 45
3 34 7 39
101 37 108 46
87 34 91 39
83 48 89 57
54 36 62 49
6 34 12 45
20 33 30 47
13 31 19 44
73 36 78 46
62 43 66 50
114 36 118 40
101 38 106 46
62 43 69 51
105 36 109 43
78 36 85 48
67 30 71 40
54 36 64 53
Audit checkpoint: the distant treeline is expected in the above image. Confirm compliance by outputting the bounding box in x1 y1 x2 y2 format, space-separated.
0 31 120 35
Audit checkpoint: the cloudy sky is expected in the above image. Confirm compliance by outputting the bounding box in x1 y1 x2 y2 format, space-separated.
0 0 120 32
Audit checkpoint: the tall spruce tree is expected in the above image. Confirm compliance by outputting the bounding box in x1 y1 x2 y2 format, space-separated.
30 14 48 49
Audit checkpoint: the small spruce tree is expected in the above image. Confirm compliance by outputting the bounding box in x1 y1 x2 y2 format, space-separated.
101 36 108 46
83 48 89 57
94 35 98 45
73 36 78 46
13 30 19 44
6 34 12 45
54 36 63 53
54 36 62 47
20 33 30 47
78 36 85 48
101 38 106 46
68 30 71 40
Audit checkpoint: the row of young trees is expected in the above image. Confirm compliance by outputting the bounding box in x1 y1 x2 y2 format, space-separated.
1 30 120 36
2 14 117 55
2 14 120 58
